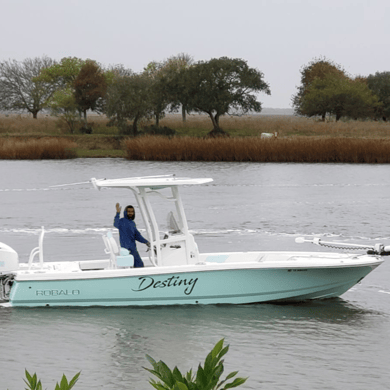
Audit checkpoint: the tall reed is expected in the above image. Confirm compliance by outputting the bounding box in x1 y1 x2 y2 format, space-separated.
0 139 77 159
124 136 390 163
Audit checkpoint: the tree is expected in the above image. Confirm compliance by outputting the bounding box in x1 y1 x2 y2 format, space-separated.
299 73 380 121
293 57 347 120
143 61 170 127
0 56 57 118
161 53 194 122
35 56 85 86
73 60 107 126
48 87 79 133
104 73 154 136
37 57 111 130
165 57 270 133
367 71 390 121
34 57 85 130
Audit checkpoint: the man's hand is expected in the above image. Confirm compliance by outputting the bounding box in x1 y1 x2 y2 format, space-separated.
116 203 121 213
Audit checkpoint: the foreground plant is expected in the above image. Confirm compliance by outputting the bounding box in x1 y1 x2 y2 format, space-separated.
20 370 80 390
144 338 247 390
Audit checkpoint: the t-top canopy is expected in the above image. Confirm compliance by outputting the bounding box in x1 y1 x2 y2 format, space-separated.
91 175 213 190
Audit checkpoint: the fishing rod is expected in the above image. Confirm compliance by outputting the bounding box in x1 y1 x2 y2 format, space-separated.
295 237 390 255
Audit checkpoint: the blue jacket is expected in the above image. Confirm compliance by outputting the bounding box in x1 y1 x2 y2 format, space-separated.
113 211 148 251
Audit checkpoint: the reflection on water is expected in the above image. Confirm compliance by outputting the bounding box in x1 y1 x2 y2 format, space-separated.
1 160 390 389
1 298 389 390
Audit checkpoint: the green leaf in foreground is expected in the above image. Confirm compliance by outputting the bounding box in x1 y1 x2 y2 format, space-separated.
144 339 248 390
22 370 80 390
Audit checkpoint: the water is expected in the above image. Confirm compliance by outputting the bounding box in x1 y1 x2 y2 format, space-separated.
1 160 390 390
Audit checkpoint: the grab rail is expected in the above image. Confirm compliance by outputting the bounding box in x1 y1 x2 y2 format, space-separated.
28 227 45 270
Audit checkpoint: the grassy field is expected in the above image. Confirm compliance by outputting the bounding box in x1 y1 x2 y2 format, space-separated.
1 113 390 161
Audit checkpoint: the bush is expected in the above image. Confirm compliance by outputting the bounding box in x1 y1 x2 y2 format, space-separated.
79 125 93 134
0 138 77 159
142 125 177 137
144 338 247 390
15 370 80 390
17 339 246 390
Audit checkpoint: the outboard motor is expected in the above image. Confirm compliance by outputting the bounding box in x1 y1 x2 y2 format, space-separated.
0 242 18 302
0 242 19 274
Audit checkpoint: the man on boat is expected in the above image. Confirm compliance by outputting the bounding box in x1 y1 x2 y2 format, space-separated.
114 203 150 267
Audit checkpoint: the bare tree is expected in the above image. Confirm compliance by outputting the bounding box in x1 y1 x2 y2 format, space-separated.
0 56 57 118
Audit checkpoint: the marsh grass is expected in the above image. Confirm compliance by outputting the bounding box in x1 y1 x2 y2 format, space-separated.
124 136 390 163
2 113 390 138
159 114 390 138
2 113 390 161
0 138 77 159
0 114 112 135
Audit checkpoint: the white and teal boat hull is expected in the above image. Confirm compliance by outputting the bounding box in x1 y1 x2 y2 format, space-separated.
5 252 382 307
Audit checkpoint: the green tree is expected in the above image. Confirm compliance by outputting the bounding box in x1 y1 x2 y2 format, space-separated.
105 73 153 136
300 73 380 121
166 57 270 133
34 57 85 130
0 56 57 118
293 57 347 120
367 71 390 121
143 61 170 127
48 87 79 133
74 60 107 126
161 53 194 122
35 57 85 86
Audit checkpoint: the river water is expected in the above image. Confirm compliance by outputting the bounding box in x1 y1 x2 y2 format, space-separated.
1 159 389 390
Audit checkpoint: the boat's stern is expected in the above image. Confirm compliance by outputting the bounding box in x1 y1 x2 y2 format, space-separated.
0 242 19 302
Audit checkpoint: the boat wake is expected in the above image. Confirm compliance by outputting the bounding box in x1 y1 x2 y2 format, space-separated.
0 227 389 243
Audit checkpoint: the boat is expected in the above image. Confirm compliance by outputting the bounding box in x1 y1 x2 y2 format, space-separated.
0 175 387 307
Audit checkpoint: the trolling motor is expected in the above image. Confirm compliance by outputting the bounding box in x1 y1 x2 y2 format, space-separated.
295 237 390 256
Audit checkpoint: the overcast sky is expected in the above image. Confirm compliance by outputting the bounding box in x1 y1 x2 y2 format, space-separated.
1 0 388 108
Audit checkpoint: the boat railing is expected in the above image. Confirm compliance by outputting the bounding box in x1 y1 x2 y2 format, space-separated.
27 226 45 270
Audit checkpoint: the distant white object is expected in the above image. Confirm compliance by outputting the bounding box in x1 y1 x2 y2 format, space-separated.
261 132 278 139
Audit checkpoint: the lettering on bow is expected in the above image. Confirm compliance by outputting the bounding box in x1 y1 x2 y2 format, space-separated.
132 275 198 295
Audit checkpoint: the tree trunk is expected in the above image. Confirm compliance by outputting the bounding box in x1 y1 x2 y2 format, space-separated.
215 114 220 129
208 112 219 130
83 110 87 126
321 113 326 121
133 114 140 137
156 113 160 127
182 105 186 122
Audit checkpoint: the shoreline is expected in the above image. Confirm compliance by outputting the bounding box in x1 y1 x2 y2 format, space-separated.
1 134 390 163
1 114 390 161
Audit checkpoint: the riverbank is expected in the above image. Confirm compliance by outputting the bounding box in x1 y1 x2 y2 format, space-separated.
1 114 390 161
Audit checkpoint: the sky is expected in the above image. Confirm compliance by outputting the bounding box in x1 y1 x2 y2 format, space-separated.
1 0 389 108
